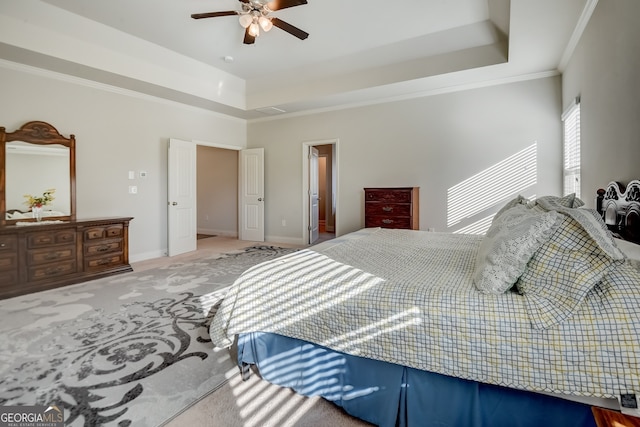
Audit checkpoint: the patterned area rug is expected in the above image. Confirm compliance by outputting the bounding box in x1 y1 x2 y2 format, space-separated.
0 245 297 427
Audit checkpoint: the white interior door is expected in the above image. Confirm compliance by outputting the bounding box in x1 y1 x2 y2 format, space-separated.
168 138 197 256
309 147 319 244
239 148 264 241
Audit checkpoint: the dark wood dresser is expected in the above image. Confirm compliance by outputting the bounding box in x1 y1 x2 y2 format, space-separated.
364 187 419 230
0 217 133 300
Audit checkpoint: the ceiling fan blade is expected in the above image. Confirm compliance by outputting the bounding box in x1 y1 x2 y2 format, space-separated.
191 11 239 19
267 0 307 11
243 28 256 45
271 17 309 40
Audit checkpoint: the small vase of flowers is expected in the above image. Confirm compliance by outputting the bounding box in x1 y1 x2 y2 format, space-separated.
24 189 56 222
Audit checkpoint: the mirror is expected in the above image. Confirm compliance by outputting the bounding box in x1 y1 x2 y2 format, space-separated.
1 121 76 225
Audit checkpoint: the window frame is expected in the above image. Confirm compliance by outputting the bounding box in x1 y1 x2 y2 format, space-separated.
562 97 581 198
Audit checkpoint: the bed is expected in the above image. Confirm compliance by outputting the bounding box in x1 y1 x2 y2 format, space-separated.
210 181 640 427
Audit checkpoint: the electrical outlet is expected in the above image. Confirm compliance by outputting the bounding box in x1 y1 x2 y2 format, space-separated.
128 185 137 194
281 219 286 227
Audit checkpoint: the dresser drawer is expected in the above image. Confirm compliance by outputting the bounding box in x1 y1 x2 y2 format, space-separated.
0 235 18 252
84 224 124 241
365 203 412 217
28 245 76 265
84 239 124 256
365 216 412 229
0 235 18 272
27 230 76 248
28 261 77 282
0 270 18 287
0 252 18 272
85 253 125 271
365 189 413 203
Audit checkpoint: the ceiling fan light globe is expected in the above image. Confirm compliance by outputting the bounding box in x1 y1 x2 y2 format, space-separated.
259 16 273 32
249 22 260 37
239 14 253 28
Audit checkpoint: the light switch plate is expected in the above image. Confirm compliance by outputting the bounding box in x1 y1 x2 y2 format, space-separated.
128 171 135 180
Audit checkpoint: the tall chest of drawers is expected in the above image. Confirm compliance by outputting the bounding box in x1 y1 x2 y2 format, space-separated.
0 217 132 299
364 187 419 230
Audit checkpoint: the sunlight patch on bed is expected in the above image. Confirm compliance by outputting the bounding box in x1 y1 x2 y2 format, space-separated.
223 251 387 339
323 306 422 351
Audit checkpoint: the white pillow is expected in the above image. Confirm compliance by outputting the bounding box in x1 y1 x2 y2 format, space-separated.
474 204 561 294
616 238 640 272
493 194 528 221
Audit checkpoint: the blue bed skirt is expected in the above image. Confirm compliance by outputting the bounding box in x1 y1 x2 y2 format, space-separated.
237 332 596 427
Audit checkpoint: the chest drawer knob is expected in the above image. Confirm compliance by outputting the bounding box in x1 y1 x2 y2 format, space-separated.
382 219 394 224
382 206 393 212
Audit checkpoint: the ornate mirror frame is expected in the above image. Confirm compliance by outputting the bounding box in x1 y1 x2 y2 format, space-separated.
0 121 76 226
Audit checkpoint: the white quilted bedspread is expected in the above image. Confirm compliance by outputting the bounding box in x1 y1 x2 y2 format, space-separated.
210 228 640 399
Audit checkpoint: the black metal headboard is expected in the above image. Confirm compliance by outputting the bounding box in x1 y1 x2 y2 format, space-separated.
596 180 640 244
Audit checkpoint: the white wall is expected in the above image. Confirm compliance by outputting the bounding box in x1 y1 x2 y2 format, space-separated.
0 64 246 261
249 76 563 242
562 0 640 202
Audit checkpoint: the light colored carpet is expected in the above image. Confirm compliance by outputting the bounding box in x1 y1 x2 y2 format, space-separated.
164 367 373 427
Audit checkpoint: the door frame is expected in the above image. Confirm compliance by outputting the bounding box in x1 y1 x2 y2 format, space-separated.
301 139 339 244
309 146 320 244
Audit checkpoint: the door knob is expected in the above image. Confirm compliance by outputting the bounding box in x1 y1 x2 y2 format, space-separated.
258 198 263 202
171 202 178 206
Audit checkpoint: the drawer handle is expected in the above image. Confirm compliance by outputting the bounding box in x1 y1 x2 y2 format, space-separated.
96 259 113 266
382 206 393 212
382 219 394 224
44 252 63 260
97 245 111 252
0 243 5 248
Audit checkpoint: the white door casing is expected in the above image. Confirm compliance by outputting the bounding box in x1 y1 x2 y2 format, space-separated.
168 138 197 256
239 148 265 241
309 147 319 244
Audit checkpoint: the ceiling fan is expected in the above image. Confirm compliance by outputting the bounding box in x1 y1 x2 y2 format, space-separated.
191 0 309 45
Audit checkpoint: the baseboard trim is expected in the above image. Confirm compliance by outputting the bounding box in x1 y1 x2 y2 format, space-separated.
197 228 238 238
130 249 166 263
265 235 306 245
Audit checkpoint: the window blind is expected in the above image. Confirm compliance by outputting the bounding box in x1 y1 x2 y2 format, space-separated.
562 99 581 198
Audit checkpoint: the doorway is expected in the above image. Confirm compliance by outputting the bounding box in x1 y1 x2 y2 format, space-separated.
196 145 238 240
303 140 338 245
